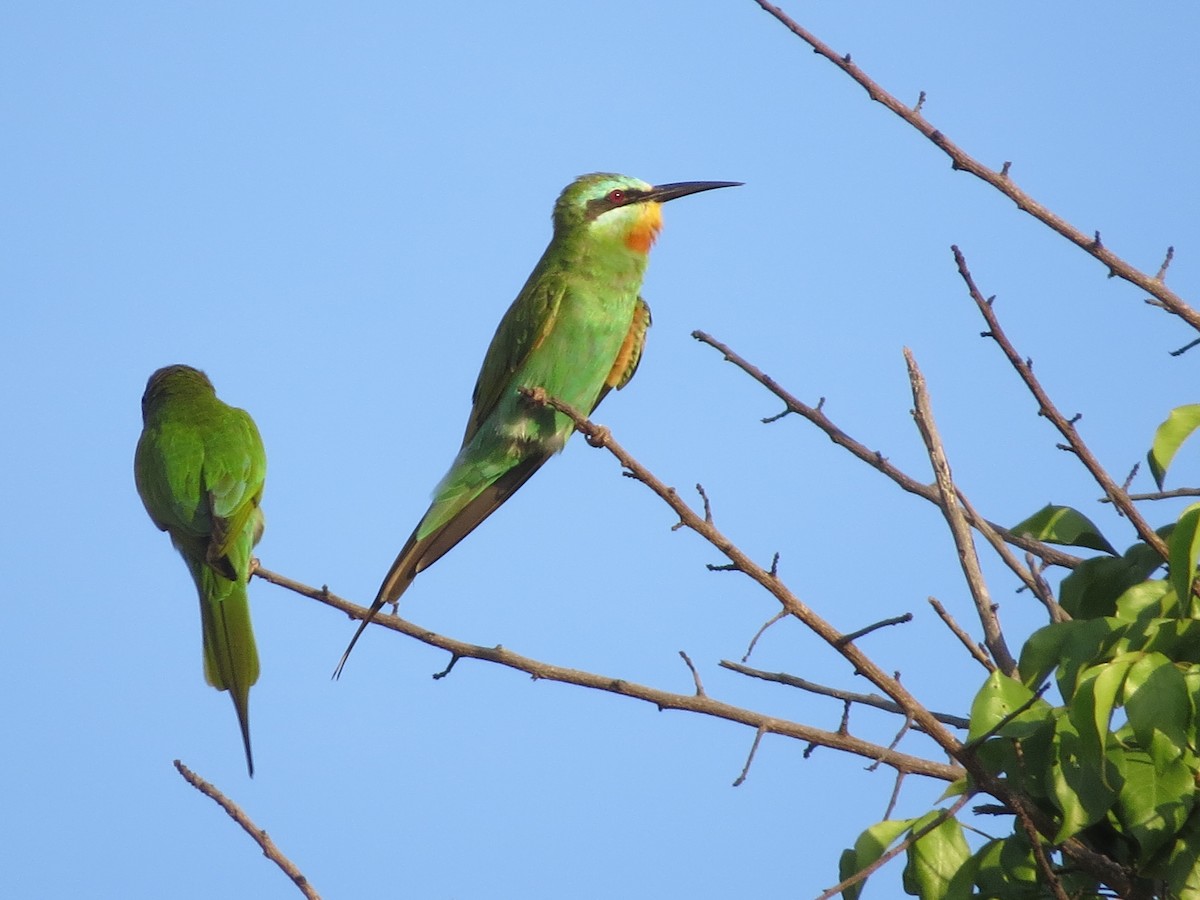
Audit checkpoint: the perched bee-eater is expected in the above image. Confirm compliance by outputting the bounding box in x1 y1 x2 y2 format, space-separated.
134 365 266 775
336 172 739 675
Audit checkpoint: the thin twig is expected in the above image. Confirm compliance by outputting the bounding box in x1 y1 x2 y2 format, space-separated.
905 349 1018 676
519 386 965 758
692 331 1082 569
522 386 1137 895
173 760 321 900
742 610 788 662
927 598 995 672
837 613 913 646
733 726 767 787
883 770 906 820
748 0 1198 333
719 659 970 729
253 566 960 781
1101 487 1200 503
952 246 1169 562
679 650 706 697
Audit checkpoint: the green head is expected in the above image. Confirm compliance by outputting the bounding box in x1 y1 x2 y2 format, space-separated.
141 365 216 418
552 173 741 253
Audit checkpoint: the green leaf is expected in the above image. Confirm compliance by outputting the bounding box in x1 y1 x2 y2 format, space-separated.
968 670 1052 743
1124 652 1192 765
1060 544 1164 619
1072 655 1137 768
1150 807 1200 897
1116 746 1197 860
1009 503 1117 555
1149 403 1200 490
1049 714 1123 842
837 818 915 900
1113 578 1175 624
971 833 1068 898
1053 617 1127 700
900 812 972 900
1017 623 1071 690
1170 503 1200 615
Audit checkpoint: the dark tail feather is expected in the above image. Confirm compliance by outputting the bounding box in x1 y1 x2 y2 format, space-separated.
230 691 254 777
332 454 550 679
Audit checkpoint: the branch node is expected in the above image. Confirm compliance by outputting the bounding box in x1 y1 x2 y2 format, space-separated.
913 90 926 113
1000 161 1011 177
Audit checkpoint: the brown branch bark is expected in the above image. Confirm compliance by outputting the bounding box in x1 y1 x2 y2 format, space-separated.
252 566 960 781
905 348 1018 676
522 386 1141 898
173 760 321 900
952 246 1170 562
748 0 1198 334
520 387 965 756
692 330 1083 570
719 659 970 730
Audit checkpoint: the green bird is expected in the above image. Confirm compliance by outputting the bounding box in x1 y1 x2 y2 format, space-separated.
335 172 739 676
134 364 266 775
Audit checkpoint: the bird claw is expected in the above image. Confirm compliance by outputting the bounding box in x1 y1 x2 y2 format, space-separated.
586 426 611 448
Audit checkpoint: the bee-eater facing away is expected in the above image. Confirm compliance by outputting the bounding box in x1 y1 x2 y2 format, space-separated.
134 365 266 775
335 172 740 676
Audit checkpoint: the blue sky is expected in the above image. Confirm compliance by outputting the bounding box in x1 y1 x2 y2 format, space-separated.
4 2 1199 897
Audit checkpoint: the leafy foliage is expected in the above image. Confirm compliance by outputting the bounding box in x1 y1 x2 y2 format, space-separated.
839 455 1200 897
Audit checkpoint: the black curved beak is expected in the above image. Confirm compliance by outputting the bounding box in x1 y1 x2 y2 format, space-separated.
644 181 743 204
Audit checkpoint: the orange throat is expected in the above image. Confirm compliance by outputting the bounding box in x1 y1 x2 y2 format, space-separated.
624 202 663 253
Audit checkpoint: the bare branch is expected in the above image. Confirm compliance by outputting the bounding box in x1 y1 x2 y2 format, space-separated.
173 760 321 900
742 610 788 662
837 613 913 646
519 386 965 758
679 650 706 697
952 246 1170 562
719 659 970 730
692 330 1082 569
733 726 767 787
748 1 1198 333
1101 487 1200 503
253 566 961 781
927 597 995 673
905 349 1018 676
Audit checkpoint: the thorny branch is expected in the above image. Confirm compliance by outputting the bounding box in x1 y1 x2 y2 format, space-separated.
522 387 1141 898
719 659 970 730
748 0 1197 335
952 246 1170 562
174 760 321 900
520 386 965 759
691 331 1083 570
252 566 960 781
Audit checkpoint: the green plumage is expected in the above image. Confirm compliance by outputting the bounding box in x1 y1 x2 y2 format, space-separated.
335 173 738 675
134 365 266 775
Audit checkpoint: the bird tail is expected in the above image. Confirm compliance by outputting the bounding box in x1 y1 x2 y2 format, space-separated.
193 562 260 776
333 452 550 678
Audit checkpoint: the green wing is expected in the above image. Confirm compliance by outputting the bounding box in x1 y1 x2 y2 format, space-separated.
202 408 266 580
462 273 566 447
594 296 651 409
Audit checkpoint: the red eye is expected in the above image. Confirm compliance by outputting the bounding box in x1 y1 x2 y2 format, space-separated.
607 189 625 203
